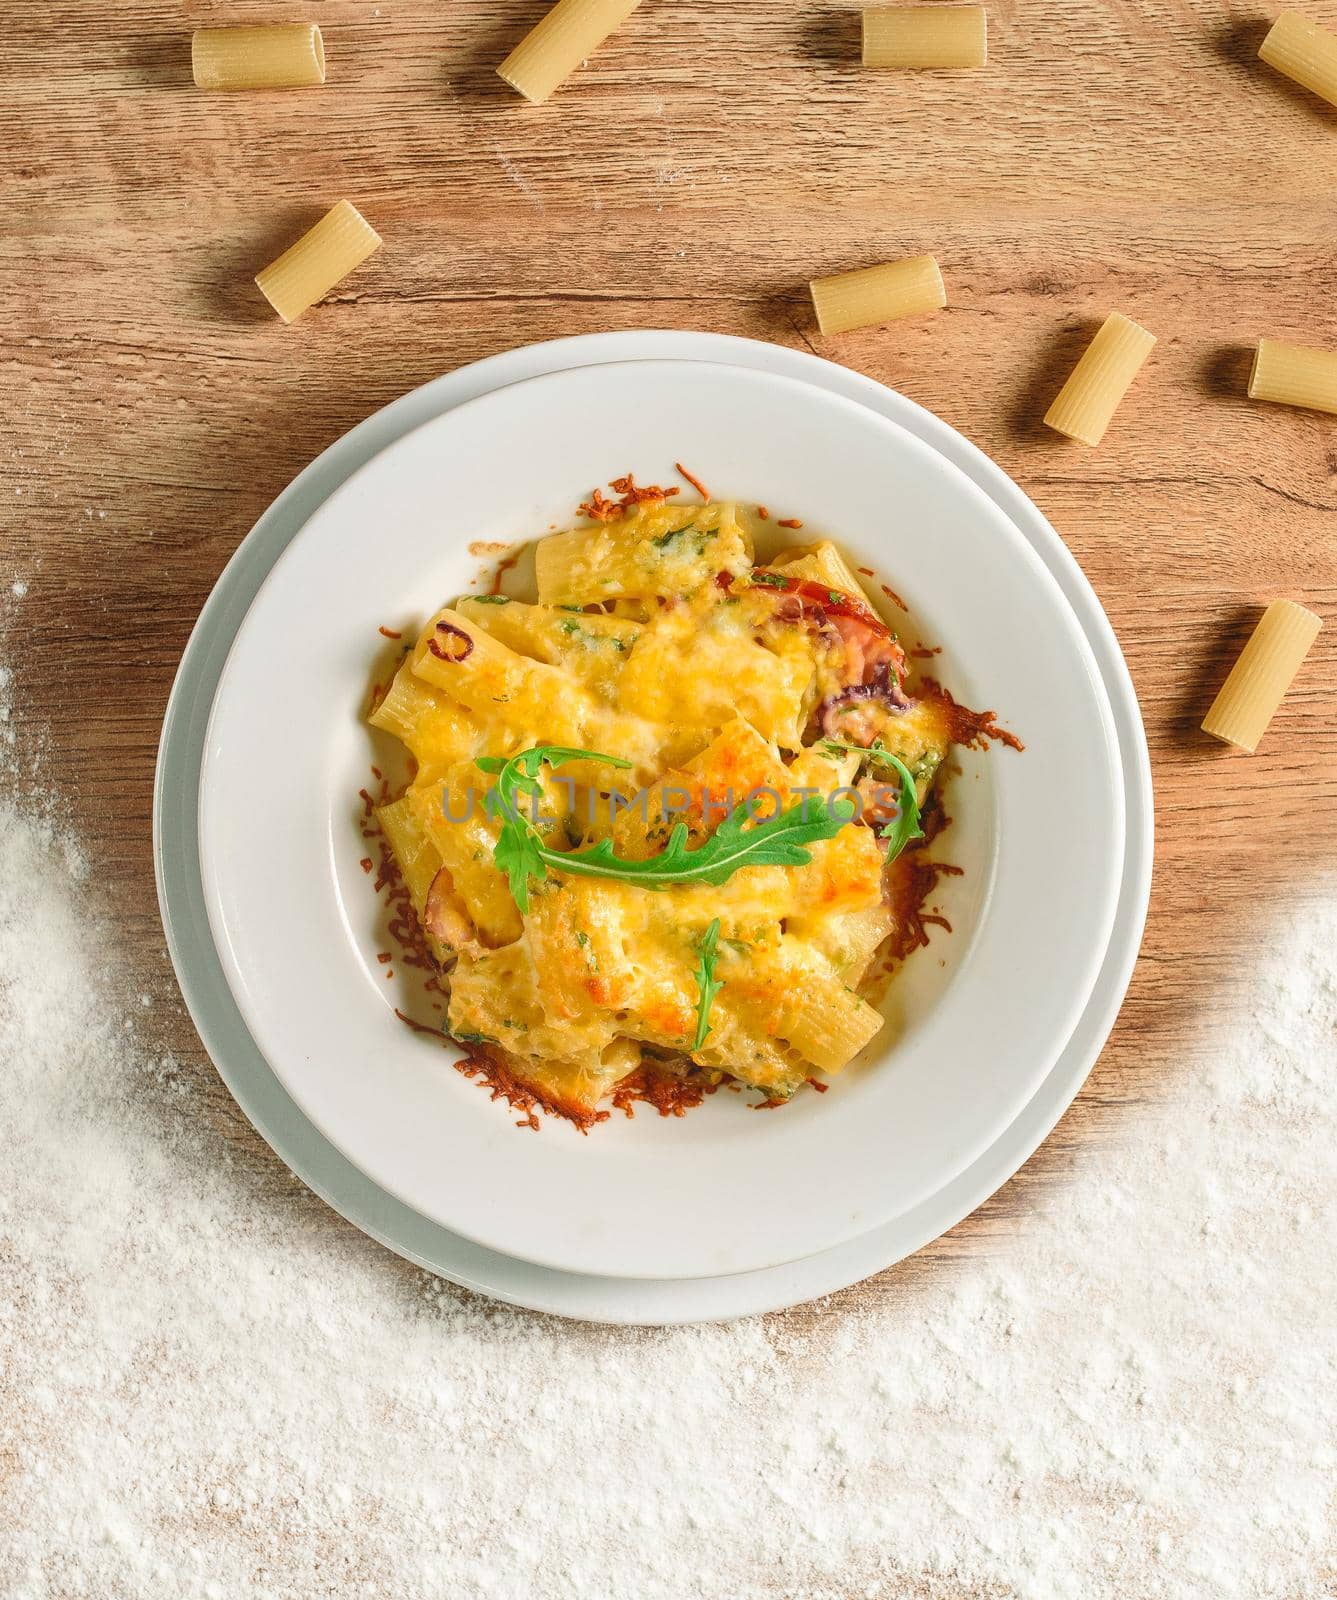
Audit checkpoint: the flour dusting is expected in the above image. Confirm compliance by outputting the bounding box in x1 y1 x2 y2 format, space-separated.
0 676 1333 1597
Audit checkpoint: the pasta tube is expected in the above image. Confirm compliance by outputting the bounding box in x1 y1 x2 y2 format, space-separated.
779 976 884 1072
498 0 645 104
1044 312 1156 446
809 255 947 336
1201 600 1322 753
375 798 444 917
1258 10 1337 109
191 24 326 91
862 7 988 69
1248 337 1337 415
254 200 382 324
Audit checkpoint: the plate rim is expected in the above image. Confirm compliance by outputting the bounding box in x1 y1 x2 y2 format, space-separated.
192 354 1125 1280
154 329 1153 1323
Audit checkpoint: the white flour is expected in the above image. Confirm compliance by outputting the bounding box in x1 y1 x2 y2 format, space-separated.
0 681 1333 1598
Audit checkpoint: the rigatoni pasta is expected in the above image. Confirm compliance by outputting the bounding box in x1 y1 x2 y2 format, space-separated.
862 6 988 68
254 200 382 324
1201 600 1322 752
1258 10 1337 109
1248 337 1337 415
810 255 947 336
1044 312 1156 446
191 24 326 91
497 0 645 104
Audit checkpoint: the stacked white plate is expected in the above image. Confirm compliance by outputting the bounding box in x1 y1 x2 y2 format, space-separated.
155 331 1152 1324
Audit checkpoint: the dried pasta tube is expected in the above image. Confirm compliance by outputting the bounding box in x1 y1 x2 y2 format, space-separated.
1258 10 1337 109
809 256 946 336
498 0 645 104
1044 312 1156 446
861 7 988 68
254 200 382 323
191 24 326 90
1248 338 1337 415
1201 600 1322 752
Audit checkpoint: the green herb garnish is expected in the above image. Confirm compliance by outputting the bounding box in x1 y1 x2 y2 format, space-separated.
476 744 856 912
652 522 701 550
691 919 725 1051
473 594 510 605
750 571 792 590
818 738 925 864
451 1029 498 1045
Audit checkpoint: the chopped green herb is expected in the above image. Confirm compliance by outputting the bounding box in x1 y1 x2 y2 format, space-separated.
750 572 792 589
451 1029 498 1046
473 594 510 605
652 523 699 549
691 919 725 1051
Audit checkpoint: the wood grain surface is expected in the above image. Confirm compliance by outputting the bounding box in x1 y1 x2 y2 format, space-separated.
3 0 1334 1306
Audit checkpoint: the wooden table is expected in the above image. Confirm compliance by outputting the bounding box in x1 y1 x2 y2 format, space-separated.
4 0 1333 1295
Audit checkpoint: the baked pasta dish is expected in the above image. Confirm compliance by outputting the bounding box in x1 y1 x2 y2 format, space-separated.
366 477 1016 1129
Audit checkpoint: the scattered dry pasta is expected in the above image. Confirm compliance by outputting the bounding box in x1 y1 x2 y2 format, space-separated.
1201 600 1322 753
191 24 326 91
497 0 645 103
810 256 947 336
1258 10 1337 109
1248 337 1337 415
862 6 988 68
1043 312 1156 446
254 200 382 324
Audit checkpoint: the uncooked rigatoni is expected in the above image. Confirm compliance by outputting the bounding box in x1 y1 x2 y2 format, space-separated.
862 7 987 68
1258 10 1337 109
1044 312 1156 446
498 0 645 103
809 256 946 336
254 200 381 324
191 24 326 90
1201 600 1322 752
1248 338 1337 415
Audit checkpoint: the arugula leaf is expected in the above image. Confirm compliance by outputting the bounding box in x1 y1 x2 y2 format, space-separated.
876 754 924 864
817 738 925 864
475 745 633 910
691 919 725 1051
476 745 856 911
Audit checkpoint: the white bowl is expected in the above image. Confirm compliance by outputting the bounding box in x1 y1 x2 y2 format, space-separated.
199 359 1123 1281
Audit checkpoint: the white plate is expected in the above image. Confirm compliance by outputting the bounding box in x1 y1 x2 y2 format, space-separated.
196 358 1123 1282
155 329 1151 1322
